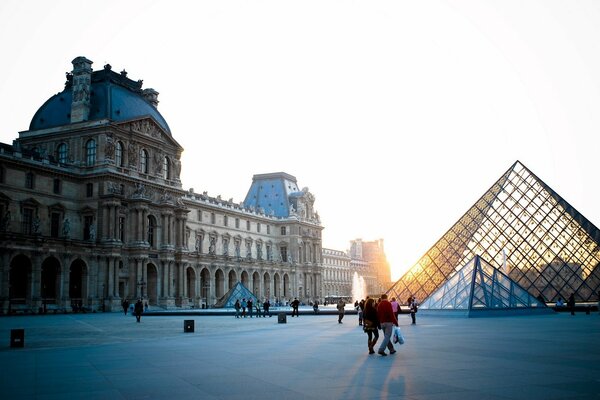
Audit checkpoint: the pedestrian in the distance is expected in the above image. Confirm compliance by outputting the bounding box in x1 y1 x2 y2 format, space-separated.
567 293 575 316
337 299 345 323
234 299 241 318
291 298 300 317
134 298 144 323
263 299 271 317
390 297 399 320
408 295 418 325
122 298 129 315
248 298 254 318
241 298 247 317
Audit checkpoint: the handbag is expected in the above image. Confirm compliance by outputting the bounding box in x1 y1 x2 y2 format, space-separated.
393 326 405 344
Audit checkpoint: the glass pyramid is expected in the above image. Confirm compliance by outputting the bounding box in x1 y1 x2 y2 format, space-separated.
419 255 551 316
214 282 259 308
388 161 600 305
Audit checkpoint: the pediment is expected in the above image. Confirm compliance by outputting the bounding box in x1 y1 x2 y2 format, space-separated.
117 117 183 150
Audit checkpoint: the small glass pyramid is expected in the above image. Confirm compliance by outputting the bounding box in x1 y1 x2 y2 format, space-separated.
214 282 259 308
420 255 552 316
388 161 600 305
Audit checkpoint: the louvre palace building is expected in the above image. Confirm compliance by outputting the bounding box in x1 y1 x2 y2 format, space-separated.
0 56 325 313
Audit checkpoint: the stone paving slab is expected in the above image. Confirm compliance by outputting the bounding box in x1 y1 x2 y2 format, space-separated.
1 311 600 399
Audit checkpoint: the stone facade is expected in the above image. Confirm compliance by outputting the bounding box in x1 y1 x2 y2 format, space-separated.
0 57 323 313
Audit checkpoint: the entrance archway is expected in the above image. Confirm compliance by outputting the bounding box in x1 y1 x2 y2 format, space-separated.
186 266 196 300
215 269 225 299
273 273 280 301
241 270 249 287
69 259 87 309
9 254 31 304
147 263 158 305
263 272 271 299
283 274 290 299
228 270 237 289
200 268 210 307
41 257 61 305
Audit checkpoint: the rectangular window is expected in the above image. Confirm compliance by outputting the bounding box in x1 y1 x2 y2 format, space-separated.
280 246 288 262
246 220 250 231
86 183 93 197
211 213 216 224
22 208 33 234
235 218 240 229
53 178 61 194
25 172 34 189
118 216 125 241
257 223 261 233
224 215 228 227
50 212 60 237
281 226 286 235
198 210 202 221
267 225 270 234
83 216 93 240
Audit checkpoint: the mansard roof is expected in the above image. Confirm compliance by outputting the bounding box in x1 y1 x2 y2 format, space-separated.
243 172 300 218
29 64 171 134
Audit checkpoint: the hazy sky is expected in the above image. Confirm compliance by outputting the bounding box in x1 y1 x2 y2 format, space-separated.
1 1 599 280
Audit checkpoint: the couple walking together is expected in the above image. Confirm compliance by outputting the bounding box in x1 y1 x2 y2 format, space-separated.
362 294 398 356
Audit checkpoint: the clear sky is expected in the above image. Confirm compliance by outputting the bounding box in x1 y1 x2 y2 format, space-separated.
1 1 599 281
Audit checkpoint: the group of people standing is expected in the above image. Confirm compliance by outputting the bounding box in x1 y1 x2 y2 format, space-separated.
233 298 272 318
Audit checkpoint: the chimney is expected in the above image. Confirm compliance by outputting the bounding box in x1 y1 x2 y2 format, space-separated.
70 56 93 123
142 88 159 108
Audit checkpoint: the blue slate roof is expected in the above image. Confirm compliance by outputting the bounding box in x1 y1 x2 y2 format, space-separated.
243 172 300 218
29 68 171 134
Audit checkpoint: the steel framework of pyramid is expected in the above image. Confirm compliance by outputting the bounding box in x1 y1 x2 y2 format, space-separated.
214 282 258 308
387 161 600 305
419 255 552 317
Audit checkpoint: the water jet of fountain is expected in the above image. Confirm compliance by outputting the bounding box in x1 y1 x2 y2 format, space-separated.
352 271 366 302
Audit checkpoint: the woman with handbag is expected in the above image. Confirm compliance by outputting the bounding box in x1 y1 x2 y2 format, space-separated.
363 298 380 354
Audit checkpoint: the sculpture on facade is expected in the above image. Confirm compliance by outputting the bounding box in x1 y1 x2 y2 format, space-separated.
223 238 229 256
62 218 70 237
0 211 10 232
89 223 96 241
195 233 201 252
32 214 41 234
209 236 216 256
104 135 115 159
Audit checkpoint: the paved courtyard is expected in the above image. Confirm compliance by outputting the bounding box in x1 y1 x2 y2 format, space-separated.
1 308 599 399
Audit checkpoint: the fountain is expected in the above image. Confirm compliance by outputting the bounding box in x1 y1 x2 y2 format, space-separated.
352 271 367 302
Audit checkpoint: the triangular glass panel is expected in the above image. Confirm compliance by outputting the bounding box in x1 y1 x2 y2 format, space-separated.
214 282 258 308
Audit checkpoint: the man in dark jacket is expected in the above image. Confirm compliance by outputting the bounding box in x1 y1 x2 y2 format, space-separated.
376 294 398 356
134 298 144 323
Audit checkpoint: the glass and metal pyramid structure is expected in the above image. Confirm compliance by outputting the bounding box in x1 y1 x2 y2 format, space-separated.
419 255 551 317
387 161 600 305
214 282 258 308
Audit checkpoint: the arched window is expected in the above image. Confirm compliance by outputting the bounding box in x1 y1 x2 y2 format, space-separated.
115 141 123 167
57 143 68 164
85 139 96 166
163 156 170 179
140 149 148 174
147 215 157 247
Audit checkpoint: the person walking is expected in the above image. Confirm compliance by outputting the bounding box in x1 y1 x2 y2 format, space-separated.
121 298 130 315
248 299 254 318
241 298 247 317
134 298 144 323
358 299 365 326
376 294 398 356
337 299 345 323
567 293 575 316
291 298 300 317
408 295 418 325
263 299 271 317
363 298 380 354
390 297 399 320
234 299 241 318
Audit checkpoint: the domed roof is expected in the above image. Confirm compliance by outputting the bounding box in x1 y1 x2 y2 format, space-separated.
29 66 171 134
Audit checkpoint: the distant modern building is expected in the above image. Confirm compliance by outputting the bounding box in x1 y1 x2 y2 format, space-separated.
387 161 600 306
0 56 323 314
